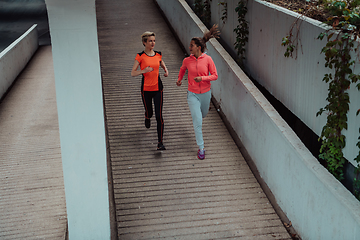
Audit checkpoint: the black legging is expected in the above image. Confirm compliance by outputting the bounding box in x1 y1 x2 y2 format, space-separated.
141 90 164 143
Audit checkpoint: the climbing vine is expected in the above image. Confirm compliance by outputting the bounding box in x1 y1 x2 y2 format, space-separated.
354 98 360 199
281 15 305 58
316 31 357 180
282 0 360 197
218 1 228 25
204 0 212 27
234 0 249 65
317 2 360 186
194 0 212 27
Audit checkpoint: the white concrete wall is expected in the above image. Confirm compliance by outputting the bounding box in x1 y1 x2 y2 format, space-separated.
155 0 360 239
45 0 110 239
0 24 38 99
187 0 360 167
245 0 360 167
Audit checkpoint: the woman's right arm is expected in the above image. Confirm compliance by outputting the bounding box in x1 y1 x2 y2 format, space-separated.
131 60 153 77
176 60 187 86
131 60 142 77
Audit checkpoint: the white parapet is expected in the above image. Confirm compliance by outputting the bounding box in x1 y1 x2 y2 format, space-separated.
0 24 38 99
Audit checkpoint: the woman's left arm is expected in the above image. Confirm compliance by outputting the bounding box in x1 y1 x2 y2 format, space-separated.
160 60 169 77
195 57 218 82
204 58 218 81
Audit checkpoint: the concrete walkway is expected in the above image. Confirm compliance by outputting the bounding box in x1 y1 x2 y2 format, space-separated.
0 46 67 239
0 0 294 239
97 0 292 239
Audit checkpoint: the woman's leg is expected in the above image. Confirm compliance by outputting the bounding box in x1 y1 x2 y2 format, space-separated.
199 90 211 118
187 91 204 150
141 90 153 128
153 90 164 145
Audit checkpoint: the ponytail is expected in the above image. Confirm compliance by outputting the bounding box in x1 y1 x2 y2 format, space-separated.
203 24 220 43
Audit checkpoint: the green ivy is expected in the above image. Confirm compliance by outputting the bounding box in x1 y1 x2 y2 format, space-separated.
194 0 212 27
282 0 360 198
281 17 304 59
281 35 296 58
204 0 212 27
316 32 356 180
218 1 228 25
194 0 204 17
355 127 360 199
317 2 360 190
234 0 249 65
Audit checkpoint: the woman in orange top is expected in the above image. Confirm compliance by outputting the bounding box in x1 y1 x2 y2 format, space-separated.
131 31 168 150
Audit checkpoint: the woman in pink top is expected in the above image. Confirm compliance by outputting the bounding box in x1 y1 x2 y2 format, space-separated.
177 25 220 160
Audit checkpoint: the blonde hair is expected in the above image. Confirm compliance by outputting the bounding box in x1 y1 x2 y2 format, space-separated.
141 31 156 46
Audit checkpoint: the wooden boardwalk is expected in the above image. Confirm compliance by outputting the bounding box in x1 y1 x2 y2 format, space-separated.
0 46 67 239
96 0 292 239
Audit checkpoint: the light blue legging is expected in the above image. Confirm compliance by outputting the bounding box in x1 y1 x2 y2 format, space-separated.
187 90 211 150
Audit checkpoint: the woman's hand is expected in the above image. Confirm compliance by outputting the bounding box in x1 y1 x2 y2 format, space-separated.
143 66 154 73
164 70 169 77
194 76 202 82
176 80 182 86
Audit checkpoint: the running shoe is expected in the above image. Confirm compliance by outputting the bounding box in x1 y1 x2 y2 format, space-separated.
145 118 151 128
157 142 166 150
197 149 205 160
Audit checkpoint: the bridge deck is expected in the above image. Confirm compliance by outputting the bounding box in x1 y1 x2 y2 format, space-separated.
0 0 293 239
0 46 67 239
96 0 292 239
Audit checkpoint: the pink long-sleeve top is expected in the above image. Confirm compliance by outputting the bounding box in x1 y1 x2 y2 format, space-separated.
178 53 218 94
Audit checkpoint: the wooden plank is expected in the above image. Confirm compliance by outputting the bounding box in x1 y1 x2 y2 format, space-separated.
0 46 67 239
96 0 292 239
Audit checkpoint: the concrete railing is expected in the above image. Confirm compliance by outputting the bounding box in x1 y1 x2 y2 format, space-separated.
155 0 360 239
0 24 39 100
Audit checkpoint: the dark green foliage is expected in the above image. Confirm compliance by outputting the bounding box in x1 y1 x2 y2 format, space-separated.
283 0 360 199
194 0 212 27
234 0 249 65
218 1 228 24
317 31 355 181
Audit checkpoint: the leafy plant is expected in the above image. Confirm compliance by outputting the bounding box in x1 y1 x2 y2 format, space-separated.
194 0 204 18
281 35 296 58
218 1 228 25
355 127 360 199
325 0 360 28
234 0 249 65
317 33 353 180
204 0 212 27
281 16 304 58
355 119 360 197
282 0 360 197
194 0 212 27
316 1 360 186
